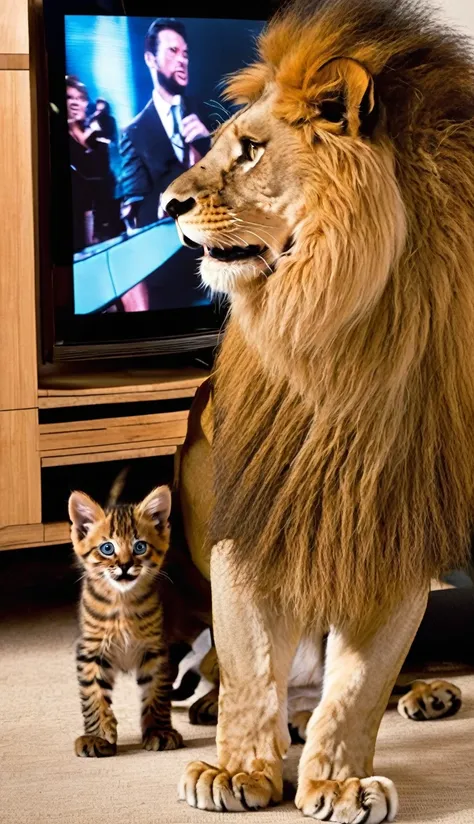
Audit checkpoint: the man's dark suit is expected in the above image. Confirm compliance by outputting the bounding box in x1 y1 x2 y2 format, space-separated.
120 98 210 228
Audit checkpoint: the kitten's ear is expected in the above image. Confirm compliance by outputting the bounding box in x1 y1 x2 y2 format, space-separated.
136 486 172 530
68 491 104 541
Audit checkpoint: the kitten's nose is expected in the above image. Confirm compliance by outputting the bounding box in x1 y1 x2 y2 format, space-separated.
119 560 133 574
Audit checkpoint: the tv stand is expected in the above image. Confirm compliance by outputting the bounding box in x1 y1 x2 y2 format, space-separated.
0 7 209 552
1 361 208 552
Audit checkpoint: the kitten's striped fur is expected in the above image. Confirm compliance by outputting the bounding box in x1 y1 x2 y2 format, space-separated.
69 485 183 757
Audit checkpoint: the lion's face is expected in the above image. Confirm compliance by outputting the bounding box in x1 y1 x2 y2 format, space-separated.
164 54 406 323
164 91 305 294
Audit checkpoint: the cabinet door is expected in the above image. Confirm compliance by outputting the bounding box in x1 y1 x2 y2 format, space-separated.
0 0 29 55
0 70 37 411
0 410 41 527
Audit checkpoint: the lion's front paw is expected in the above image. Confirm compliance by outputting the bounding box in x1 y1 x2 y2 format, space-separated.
178 760 281 811
295 776 398 823
398 679 462 721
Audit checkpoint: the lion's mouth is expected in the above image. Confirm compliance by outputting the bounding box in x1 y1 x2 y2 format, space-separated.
177 224 268 263
178 222 294 276
203 244 267 262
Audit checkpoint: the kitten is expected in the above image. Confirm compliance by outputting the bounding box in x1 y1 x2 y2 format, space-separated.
69 485 184 757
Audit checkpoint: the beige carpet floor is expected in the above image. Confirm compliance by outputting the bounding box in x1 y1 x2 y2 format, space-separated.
1 600 474 824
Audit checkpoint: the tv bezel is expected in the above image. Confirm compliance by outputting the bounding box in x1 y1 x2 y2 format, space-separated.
39 0 274 362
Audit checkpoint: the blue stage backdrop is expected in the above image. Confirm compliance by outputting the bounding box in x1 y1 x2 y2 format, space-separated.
65 16 264 132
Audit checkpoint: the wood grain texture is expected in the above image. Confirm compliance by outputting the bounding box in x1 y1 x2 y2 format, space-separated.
1 524 70 550
41 444 177 467
43 521 71 545
0 523 44 549
39 411 187 460
38 366 208 397
0 0 29 54
0 410 41 527
41 439 179 458
39 409 188 434
38 387 196 409
0 71 37 411
0 54 29 69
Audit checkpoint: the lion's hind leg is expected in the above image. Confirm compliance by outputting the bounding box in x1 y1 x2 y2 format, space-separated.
397 679 462 721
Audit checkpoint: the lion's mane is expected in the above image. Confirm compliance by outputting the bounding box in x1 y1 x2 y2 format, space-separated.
211 0 474 629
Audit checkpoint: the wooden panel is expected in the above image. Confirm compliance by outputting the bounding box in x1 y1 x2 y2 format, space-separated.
0 71 37 410
0 523 44 549
43 521 70 545
0 54 29 69
40 424 186 453
38 366 208 397
38 387 196 409
42 444 177 467
3 521 69 550
0 525 69 551
0 410 41 527
40 409 188 434
0 0 29 54
39 411 188 455
0 540 44 551
41 438 179 458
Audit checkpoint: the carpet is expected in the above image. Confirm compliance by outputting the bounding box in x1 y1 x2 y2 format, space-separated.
1 600 474 824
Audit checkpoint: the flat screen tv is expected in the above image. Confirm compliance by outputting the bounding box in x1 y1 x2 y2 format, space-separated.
38 0 271 362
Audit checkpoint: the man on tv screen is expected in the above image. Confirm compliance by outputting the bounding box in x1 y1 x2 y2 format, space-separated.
120 17 211 231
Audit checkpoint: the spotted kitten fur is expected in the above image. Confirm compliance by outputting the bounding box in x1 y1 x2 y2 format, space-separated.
69 485 183 757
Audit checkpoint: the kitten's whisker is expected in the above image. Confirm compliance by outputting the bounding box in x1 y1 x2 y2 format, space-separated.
157 570 174 585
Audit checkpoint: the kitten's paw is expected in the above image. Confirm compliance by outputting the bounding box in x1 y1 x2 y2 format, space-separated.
288 710 312 743
142 727 184 751
75 735 117 757
189 688 219 725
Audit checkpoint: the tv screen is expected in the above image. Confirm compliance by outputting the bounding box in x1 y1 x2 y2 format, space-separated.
40 1 270 360
64 15 264 315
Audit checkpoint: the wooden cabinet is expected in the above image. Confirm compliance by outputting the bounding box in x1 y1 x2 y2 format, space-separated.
0 0 29 57
0 70 37 412
0 9 209 552
0 409 41 528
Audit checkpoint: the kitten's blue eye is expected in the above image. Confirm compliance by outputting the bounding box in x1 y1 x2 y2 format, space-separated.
133 540 147 555
99 542 115 557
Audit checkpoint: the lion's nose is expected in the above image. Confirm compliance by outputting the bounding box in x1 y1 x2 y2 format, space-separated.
164 196 196 219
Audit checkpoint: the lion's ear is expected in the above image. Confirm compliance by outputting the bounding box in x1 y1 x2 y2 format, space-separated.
313 57 376 137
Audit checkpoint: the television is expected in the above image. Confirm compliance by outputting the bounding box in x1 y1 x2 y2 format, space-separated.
38 0 271 363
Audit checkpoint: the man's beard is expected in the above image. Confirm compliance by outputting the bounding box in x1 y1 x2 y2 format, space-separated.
158 71 187 97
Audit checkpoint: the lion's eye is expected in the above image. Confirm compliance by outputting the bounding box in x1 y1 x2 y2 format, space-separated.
240 138 262 163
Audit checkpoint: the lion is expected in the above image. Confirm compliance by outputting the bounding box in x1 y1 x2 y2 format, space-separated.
163 0 474 820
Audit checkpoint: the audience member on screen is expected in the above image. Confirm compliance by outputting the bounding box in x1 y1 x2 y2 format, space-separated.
90 98 119 144
66 77 120 252
120 18 211 233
